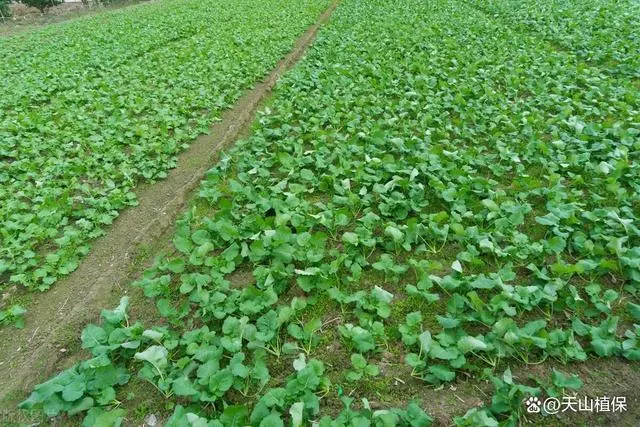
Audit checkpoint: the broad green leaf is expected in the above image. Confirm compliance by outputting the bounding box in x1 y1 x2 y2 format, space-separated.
457 336 488 353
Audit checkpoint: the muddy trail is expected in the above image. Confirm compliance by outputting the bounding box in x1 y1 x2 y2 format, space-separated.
0 0 339 415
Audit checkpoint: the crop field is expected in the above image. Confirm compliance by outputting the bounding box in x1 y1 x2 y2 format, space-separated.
470 0 640 79
0 0 328 301
4 0 640 425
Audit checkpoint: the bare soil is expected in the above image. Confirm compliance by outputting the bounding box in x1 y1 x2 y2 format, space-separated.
0 1 338 421
0 1 148 36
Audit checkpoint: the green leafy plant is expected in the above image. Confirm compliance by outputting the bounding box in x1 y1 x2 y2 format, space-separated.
320 396 433 426
0 305 26 328
345 354 379 382
339 323 377 354
287 318 322 355
19 298 136 421
455 369 540 426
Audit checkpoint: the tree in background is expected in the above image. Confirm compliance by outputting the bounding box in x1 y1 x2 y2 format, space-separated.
20 0 62 13
0 0 11 20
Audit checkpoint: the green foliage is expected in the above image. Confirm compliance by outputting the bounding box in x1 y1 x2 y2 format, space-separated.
0 305 26 328
339 323 377 354
287 318 322 355
0 0 331 297
346 354 379 382
455 369 540 426
19 0 62 13
19 298 135 422
0 0 11 18
320 397 432 426
17 0 640 424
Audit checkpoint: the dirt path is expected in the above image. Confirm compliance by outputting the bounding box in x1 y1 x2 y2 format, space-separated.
0 0 338 412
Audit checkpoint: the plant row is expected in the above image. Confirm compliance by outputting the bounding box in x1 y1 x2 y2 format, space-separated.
0 0 329 294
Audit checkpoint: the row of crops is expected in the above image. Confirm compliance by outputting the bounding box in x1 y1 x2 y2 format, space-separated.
0 0 329 306
468 0 640 79
1 0 232 109
16 0 640 425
